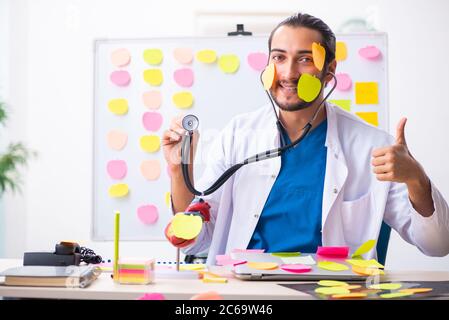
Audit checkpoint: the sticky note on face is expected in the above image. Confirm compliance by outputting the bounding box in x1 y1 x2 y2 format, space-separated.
352 239 376 258
140 135 161 153
355 82 379 104
140 159 161 180
143 69 163 86
171 213 203 240
143 49 163 65
335 41 347 61
173 68 194 87
111 48 131 67
142 91 162 109
312 42 326 71
247 262 278 270
137 204 159 225
218 54 240 74
173 47 193 64
329 99 351 112
110 70 131 87
359 45 381 60
356 112 379 127
247 52 268 71
261 63 276 90
297 73 321 102
108 183 129 198
142 111 163 132
317 261 349 272
172 91 193 109
196 50 217 63
108 98 128 115
107 160 127 179
107 130 128 150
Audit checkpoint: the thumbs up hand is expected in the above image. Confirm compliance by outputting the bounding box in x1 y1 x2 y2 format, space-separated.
371 118 425 185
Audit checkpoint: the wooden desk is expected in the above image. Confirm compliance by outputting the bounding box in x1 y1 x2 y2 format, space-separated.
1 259 449 300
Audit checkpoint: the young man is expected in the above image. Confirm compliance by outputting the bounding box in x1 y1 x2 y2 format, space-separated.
162 13 449 264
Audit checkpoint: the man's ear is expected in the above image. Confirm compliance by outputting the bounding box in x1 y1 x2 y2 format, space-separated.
324 59 337 85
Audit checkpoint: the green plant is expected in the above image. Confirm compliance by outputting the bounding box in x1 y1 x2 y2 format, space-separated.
0 100 35 194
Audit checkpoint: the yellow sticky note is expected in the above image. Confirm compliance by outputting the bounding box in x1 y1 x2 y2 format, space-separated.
143 49 163 65
352 265 385 276
297 73 322 102
261 63 276 90
329 99 350 112
380 292 413 299
171 213 203 240
336 41 347 61
356 112 379 127
143 69 163 86
317 261 349 272
315 286 350 295
399 288 433 294
271 252 301 257
165 191 171 208
346 259 384 269
179 263 206 271
218 54 240 74
196 50 217 63
332 293 367 299
355 82 378 104
172 91 194 109
318 280 349 287
108 183 129 198
312 42 326 71
108 98 128 115
352 239 376 258
140 135 161 153
202 276 228 283
369 283 402 290
246 262 278 270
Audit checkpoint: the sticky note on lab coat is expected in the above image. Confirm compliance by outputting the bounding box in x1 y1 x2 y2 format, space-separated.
329 99 351 112
108 98 128 115
139 135 161 153
173 47 193 64
107 160 127 179
172 92 194 109
143 69 163 86
142 91 162 109
143 49 163 65
171 214 203 240
335 41 347 61
107 130 128 150
137 204 159 225
356 112 379 127
355 82 379 104
218 54 240 74
140 160 161 180
196 49 217 63
108 183 129 198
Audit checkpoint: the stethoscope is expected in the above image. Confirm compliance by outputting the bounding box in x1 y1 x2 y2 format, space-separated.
180 66 338 197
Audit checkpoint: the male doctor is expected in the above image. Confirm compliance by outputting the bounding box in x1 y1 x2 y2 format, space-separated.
162 12 449 264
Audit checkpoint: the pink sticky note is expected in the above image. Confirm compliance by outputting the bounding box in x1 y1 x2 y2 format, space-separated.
142 91 162 109
216 258 247 266
107 130 128 150
111 48 131 67
358 45 381 60
336 73 352 91
173 68 194 87
316 246 349 258
247 52 268 71
142 111 163 132
137 293 165 300
106 160 127 179
110 70 131 86
232 248 265 254
280 264 312 273
137 204 159 225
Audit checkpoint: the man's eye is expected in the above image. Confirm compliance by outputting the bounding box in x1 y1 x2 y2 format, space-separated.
272 55 284 62
299 57 313 63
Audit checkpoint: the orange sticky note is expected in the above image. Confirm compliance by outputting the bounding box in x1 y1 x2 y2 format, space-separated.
336 41 347 61
355 82 379 104
356 112 379 127
312 42 326 71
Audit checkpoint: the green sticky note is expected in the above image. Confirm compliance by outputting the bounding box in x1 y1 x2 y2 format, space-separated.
329 99 351 112
369 283 402 290
352 239 376 257
271 252 301 257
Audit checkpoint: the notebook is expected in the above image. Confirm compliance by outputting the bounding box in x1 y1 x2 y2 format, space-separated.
231 252 371 281
0 265 102 288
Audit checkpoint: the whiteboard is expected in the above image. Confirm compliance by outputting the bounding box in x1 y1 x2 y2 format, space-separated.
92 33 388 241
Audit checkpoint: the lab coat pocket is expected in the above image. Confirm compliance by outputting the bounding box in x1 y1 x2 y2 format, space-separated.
340 192 374 246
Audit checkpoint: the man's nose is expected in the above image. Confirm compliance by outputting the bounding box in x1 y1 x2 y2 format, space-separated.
280 60 300 81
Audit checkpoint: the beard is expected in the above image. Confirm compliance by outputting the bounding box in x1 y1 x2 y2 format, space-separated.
270 94 312 112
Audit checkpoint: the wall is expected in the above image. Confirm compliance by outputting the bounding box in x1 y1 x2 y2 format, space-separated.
2 0 449 270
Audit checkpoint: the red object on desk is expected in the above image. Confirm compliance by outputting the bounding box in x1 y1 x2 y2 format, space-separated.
316 246 349 258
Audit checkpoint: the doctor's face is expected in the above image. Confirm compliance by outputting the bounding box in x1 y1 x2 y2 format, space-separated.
269 26 325 111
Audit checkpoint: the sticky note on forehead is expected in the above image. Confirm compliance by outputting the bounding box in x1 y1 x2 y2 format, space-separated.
312 42 326 71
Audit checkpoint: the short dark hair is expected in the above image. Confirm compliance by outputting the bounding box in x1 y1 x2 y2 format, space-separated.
268 12 336 65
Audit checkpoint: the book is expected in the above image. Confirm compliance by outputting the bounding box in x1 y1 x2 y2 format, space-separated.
0 265 101 288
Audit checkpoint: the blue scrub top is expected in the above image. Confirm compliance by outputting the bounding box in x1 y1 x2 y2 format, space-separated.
248 119 328 253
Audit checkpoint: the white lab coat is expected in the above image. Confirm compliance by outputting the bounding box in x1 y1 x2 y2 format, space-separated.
179 103 449 264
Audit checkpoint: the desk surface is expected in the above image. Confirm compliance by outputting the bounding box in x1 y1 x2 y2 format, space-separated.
1 259 449 300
